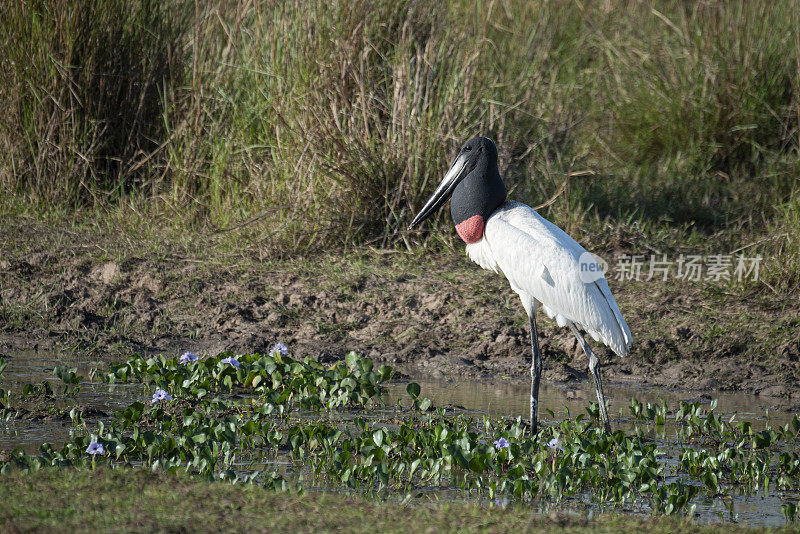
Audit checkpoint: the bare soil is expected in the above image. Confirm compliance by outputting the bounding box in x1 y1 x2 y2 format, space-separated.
1 221 798 404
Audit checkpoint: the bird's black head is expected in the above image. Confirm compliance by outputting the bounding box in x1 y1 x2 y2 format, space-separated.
458 136 498 162
410 136 506 243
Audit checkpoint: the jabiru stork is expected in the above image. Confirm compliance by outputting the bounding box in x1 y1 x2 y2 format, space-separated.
410 136 632 434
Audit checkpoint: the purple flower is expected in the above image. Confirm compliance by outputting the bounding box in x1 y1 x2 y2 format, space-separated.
151 388 173 403
493 437 510 449
221 356 240 369
272 343 288 356
86 440 104 455
548 436 564 451
179 351 198 364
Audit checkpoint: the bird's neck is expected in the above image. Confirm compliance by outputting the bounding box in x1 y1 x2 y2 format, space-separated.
450 164 507 244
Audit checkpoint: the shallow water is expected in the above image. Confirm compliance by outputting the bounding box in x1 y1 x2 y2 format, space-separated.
0 350 146 453
384 378 798 527
388 377 796 430
1 349 798 526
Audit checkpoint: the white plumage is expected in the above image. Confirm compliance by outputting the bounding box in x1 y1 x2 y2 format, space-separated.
409 136 631 433
465 200 632 357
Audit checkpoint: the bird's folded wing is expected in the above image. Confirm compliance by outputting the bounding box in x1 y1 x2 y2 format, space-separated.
472 201 632 356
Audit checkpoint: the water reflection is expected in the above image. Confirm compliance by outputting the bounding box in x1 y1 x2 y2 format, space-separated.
389 377 795 429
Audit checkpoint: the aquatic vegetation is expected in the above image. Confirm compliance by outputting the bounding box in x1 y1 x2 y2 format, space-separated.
85 440 104 456
547 437 563 452
220 356 240 369
53 366 82 397
493 437 510 449
151 389 173 404
1 349 799 524
179 352 198 364
21 381 54 399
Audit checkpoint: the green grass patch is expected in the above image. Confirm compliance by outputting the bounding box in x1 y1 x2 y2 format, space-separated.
1 468 773 534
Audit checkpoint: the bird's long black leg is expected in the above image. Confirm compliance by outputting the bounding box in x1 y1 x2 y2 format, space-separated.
529 312 542 436
568 323 612 434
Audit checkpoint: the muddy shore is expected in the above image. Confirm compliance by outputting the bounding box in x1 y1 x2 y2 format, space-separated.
1 221 798 404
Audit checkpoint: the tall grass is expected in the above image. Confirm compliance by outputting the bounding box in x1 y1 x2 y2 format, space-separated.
0 0 188 205
1 0 798 281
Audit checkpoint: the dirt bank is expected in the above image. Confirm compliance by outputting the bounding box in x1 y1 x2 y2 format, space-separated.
1 221 798 401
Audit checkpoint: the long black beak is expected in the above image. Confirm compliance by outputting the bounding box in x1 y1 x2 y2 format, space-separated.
409 153 470 229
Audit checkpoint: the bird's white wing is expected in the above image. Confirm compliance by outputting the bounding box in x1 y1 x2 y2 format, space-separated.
466 201 632 356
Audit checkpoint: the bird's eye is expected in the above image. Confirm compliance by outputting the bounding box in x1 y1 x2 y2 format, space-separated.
464 146 472 152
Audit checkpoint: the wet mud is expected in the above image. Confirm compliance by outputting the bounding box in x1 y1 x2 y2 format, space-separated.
1 223 799 405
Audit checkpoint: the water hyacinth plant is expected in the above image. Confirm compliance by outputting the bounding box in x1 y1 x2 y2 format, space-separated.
547 436 563 451
85 440 104 456
179 352 199 364
493 437 510 449
220 356 240 369
1 349 799 524
151 389 173 404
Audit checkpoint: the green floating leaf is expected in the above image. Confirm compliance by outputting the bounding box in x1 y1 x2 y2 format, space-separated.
377 365 394 382
345 351 358 370
406 382 421 399
53 365 83 385
357 358 373 375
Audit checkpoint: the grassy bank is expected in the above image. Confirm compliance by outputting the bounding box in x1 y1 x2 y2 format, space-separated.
1 1 798 289
0 468 776 533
